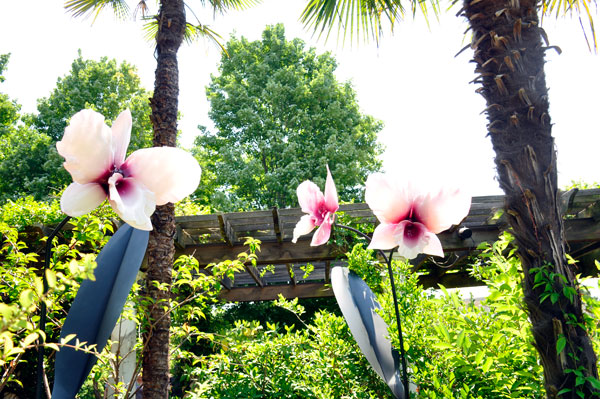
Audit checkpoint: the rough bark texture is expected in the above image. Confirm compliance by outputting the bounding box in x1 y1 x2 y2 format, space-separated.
461 0 599 396
142 1 185 398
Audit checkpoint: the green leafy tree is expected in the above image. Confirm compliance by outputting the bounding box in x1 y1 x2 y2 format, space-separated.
32 51 153 148
0 54 153 202
0 55 53 202
196 24 383 210
0 54 20 138
300 1 600 396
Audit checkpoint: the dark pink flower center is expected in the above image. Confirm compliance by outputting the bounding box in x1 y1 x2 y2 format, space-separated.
95 165 130 195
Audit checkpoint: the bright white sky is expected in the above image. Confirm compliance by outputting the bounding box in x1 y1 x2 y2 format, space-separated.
0 0 598 197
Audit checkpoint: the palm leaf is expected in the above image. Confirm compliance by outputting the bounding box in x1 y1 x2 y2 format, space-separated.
65 0 131 20
541 0 597 51
300 0 408 44
52 224 149 399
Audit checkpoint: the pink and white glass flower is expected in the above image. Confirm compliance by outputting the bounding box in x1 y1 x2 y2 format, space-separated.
292 166 339 246
57 109 201 230
365 173 471 259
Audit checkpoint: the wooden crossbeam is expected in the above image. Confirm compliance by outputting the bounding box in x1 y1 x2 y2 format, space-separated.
272 207 284 243
244 263 265 287
217 213 236 246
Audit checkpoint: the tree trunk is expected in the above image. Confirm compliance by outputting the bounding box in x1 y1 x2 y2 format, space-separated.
461 0 599 396
142 1 185 398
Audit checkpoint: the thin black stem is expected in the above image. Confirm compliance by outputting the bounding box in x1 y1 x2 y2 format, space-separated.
36 215 71 399
334 223 390 264
385 248 410 399
335 223 410 398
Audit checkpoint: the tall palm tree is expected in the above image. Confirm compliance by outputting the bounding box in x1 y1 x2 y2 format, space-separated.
300 0 599 397
64 1 255 398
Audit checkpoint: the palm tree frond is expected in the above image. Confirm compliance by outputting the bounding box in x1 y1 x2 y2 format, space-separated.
541 0 597 51
300 0 410 44
65 0 130 20
210 0 262 13
142 19 227 53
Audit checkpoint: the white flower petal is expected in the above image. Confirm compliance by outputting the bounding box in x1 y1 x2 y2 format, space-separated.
108 174 155 231
367 223 398 250
123 147 201 206
365 173 411 224
111 110 132 168
292 214 316 243
416 187 471 233
421 231 444 258
60 182 106 217
56 109 113 184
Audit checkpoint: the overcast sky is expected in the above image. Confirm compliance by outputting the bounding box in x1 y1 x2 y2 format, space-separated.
1 0 598 197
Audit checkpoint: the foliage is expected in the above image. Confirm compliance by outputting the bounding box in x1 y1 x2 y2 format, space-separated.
0 53 153 202
0 54 20 139
563 180 600 190
31 51 153 147
0 211 112 397
185 309 393 398
372 234 547 398
195 24 383 210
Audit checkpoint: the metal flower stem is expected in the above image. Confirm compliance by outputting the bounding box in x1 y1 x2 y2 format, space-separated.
335 223 410 398
36 215 71 399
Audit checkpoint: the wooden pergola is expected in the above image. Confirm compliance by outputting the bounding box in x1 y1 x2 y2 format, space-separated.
174 189 600 302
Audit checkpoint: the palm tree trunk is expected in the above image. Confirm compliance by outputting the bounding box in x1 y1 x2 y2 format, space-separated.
462 0 599 396
143 1 185 398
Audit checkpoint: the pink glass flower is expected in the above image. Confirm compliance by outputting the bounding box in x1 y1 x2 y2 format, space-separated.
365 173 471 259
56 109 201 230
292 166 339 246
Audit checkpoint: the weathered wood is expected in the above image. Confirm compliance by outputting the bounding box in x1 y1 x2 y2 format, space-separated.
273 208 284 244
219 283 333 302
217 213 236 247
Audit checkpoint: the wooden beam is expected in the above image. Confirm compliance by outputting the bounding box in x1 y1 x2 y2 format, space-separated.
181 239 342 267
219 283 333 302
272 208 284 244
325 261 331 283
244 263 265 287
217 213 236 246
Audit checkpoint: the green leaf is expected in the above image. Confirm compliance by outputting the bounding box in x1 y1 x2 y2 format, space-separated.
481 357 494 373
556 336 567 354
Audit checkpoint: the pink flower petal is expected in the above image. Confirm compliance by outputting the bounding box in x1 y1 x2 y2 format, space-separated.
415 187 471 233
292 214 316 243
323 165 339 213
108 173 155 231
60 182 106 217
311 213 334 246
365 173 411 224
367 223 398 250
123 147 201 206
111 110 132 168
56 109 113 184
296 180 324 216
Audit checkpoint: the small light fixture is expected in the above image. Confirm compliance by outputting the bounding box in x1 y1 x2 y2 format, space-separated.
458 226 472 240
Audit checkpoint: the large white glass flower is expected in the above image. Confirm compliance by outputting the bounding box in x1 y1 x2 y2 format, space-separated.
365 173 471 259
57 109 201 230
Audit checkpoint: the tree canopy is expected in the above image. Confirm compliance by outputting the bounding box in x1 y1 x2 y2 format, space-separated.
195 24 383 210
0 53 153 202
